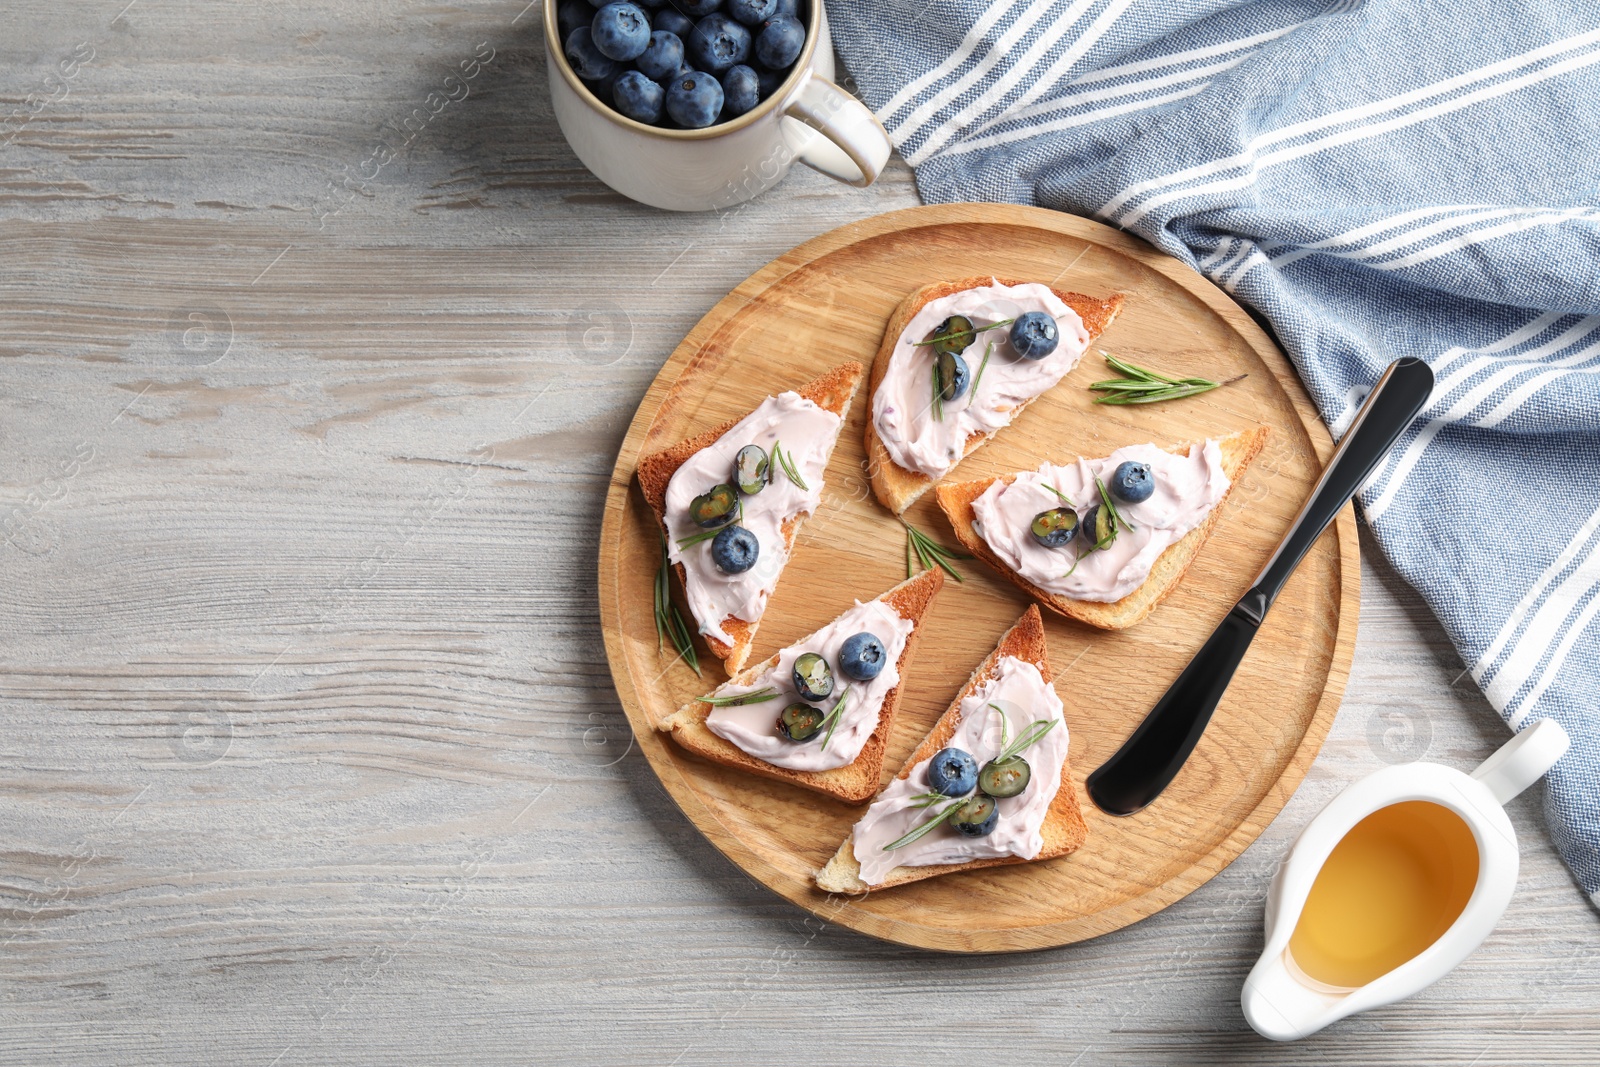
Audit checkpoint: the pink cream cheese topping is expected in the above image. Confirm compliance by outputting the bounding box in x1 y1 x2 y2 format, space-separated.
704 599 916 772
970 440 1229 603
851 655 1068 887
870 280 1091 480
664 392 842 644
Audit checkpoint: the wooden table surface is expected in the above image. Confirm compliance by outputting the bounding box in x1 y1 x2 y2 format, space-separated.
2 3 1596 1064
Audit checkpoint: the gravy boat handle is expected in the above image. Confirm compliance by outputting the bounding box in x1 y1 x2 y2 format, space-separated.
1470 717 1569 806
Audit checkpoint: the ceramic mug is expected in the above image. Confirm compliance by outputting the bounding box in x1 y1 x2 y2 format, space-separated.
543 0 892 211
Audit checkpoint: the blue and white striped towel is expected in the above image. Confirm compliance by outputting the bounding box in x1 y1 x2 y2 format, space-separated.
826 0 1600 903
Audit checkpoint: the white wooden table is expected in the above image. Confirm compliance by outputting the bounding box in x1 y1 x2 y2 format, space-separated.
2 3 1596 1063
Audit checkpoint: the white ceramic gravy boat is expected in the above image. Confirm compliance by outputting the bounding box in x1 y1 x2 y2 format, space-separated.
1242 717 1570 1041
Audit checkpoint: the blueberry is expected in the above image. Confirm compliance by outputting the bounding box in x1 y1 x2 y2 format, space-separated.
838 632 886 681
564 27 618 81
591 2 652 61
935 350 969 403
1030 507 1079 548
754 14 805 69
950 794 998 837
612 70 664 123
771 0 801 15
791 652 834 702
1009 311 1059 360
688 13 751 72
665 69 724 127
558 0 595 40
721 63 761 116
725 0 776 25
1080 504 1113 546
678 0 721 13
710 524 758 573
927 747 978 796
1109 460 1154 504
652 7 694 35
755 63 788 97
636 30 685 82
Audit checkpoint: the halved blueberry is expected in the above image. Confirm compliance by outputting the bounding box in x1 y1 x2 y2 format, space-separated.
950 794 998 837
935 350 970 403
1110 460 1154 504
927 748 977 796
1030 507 1079 548
777 701 823 742
1009 311 1059 360
979 756 1031 798
791 652 834 702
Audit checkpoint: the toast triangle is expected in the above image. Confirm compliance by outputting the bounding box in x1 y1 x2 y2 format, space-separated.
636 361 864 677
658 567 945 803
933 426 1270 631
864 276 1124 515
815 604 1089 892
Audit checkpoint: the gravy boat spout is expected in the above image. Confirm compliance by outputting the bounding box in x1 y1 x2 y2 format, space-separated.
1242 718 1569 1041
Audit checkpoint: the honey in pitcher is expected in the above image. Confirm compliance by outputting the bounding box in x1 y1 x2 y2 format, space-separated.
1287 801 1480 989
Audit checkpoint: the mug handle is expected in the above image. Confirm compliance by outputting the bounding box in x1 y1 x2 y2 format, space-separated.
1470 717 1570 806
782 72 892 188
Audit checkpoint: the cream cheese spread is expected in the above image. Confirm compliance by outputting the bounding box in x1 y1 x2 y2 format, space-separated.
870 280 1091 480
851 655 1068 887
971 440 1229 603
704 598 916 772
664 392 842 644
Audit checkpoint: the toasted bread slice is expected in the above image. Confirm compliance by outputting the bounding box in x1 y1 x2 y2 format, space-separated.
658 567 945 803
636 362 864 676
934 427 1270 632
815 604 1089 892
864 277 1125 515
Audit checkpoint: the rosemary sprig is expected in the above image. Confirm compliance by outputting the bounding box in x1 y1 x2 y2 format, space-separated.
1094 475 1134 544
818 686 851 751
968 340 994 400
1043 483 1075 508
997 718 1059 763
1089 351 1246 405
881 792 971 851
912 316 1017 348
770 439 808 490
930 356 944 422
654 530 701 677
696 687 777 707
903 520 970 582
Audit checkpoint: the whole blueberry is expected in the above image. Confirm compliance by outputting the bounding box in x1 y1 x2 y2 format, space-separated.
927 748 978 797
558 0 594 40
678 0 721 13
652 6 694 35
636 30 685 82
612 69 665 122
755 14 805 69
591 2 652 61
726 0 776 25
564 27 618 80
710 524 758 573
1109 460 1155 504
1009 311 1060 360
838 632 887 681
721 63 761 116
665 68 725 126
755 63 787 97
688 13 751 72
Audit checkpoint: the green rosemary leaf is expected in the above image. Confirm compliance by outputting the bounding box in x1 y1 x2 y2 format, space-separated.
989 702 1011 750
968 340 994 400
912 317 1017 348
902 521 970 582
1059 549 1084 580
697 687 778 707
998 718 1059 764
666 603 701 678
768 440 781 486
819 687 851 751
881 794 970 851
1089 351 1246 405
1043 483 1076 508
1096 475 1134 535
930 354 944 422
776 442 808 490
905 530 915 579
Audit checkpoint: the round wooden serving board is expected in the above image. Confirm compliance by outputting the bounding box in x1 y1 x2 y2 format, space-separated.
599 203 1358 953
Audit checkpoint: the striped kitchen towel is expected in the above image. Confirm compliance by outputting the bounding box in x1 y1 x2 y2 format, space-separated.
826 0 1600 903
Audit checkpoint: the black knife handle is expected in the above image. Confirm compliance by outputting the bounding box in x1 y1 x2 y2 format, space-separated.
1249 357 1435 609
1085 358 1435 816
